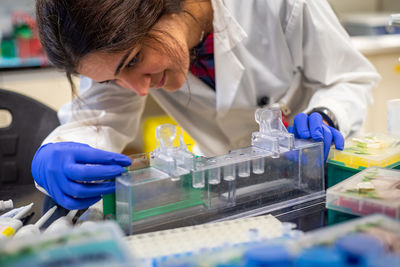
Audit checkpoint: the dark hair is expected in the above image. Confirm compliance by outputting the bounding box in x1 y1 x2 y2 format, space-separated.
36 0 184 92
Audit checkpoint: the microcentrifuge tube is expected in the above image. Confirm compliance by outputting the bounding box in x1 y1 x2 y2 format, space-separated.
252 158 265 174
192 170 205 188
223 164 236 181
238 161 251 178
207 167 221 185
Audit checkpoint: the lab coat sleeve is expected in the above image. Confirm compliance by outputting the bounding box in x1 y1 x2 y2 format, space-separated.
36 76 146 197
285 0 381 137
41 75 146 152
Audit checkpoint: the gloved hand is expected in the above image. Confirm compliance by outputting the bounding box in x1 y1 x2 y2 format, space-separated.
32 142 131 210
288 113 344 161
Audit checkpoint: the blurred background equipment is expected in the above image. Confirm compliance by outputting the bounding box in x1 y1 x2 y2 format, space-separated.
0 5 47 69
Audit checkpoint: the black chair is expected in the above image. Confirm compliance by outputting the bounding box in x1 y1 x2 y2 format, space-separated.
0 88 66 223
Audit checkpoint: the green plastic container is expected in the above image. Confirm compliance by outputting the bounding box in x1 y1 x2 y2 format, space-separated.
1 39 16 58
327 209 358 226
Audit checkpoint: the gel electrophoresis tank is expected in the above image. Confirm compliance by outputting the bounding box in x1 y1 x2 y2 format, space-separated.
115 108 325 235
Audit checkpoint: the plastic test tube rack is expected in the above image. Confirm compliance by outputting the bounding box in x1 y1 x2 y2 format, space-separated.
125 214 289 262
115 108 325 235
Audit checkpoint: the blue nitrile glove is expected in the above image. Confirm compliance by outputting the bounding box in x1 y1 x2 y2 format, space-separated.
288 113 344 161
32 142 131 210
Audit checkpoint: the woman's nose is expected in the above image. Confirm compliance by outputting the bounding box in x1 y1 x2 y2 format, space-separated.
117 74 151 96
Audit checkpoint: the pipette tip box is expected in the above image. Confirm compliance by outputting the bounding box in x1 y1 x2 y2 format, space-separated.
327 133 400 187
326 167 400 219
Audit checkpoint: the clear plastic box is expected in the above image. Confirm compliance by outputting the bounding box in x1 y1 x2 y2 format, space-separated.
326 167 400 218
328 133 400 170
116 108 325 235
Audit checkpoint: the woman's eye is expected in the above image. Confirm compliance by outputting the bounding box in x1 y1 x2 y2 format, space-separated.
126 52 141 68
99 80 111 84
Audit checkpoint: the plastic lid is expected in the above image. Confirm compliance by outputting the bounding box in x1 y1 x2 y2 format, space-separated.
244 244 292 267
296 247 344 267
335 233 384 264
328 133 400 169
327 167 400 217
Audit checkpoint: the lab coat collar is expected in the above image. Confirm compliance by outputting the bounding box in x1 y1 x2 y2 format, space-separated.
211 0 247 53
211 0 248 116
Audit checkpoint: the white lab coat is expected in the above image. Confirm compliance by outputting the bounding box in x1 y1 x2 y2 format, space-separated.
43 0 380 157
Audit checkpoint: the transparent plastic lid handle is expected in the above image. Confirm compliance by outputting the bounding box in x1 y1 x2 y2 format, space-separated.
254 107 289 136
155 124 176 151
252 107 294 155
152 123 194 177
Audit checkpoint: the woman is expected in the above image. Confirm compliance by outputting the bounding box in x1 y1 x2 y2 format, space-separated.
32 0 380 210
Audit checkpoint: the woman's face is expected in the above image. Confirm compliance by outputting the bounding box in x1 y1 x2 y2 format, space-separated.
78 14 190 96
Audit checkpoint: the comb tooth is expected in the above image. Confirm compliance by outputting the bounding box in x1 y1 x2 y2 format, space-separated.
252 158 265 174
207 167 221 185
223 163 236 182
